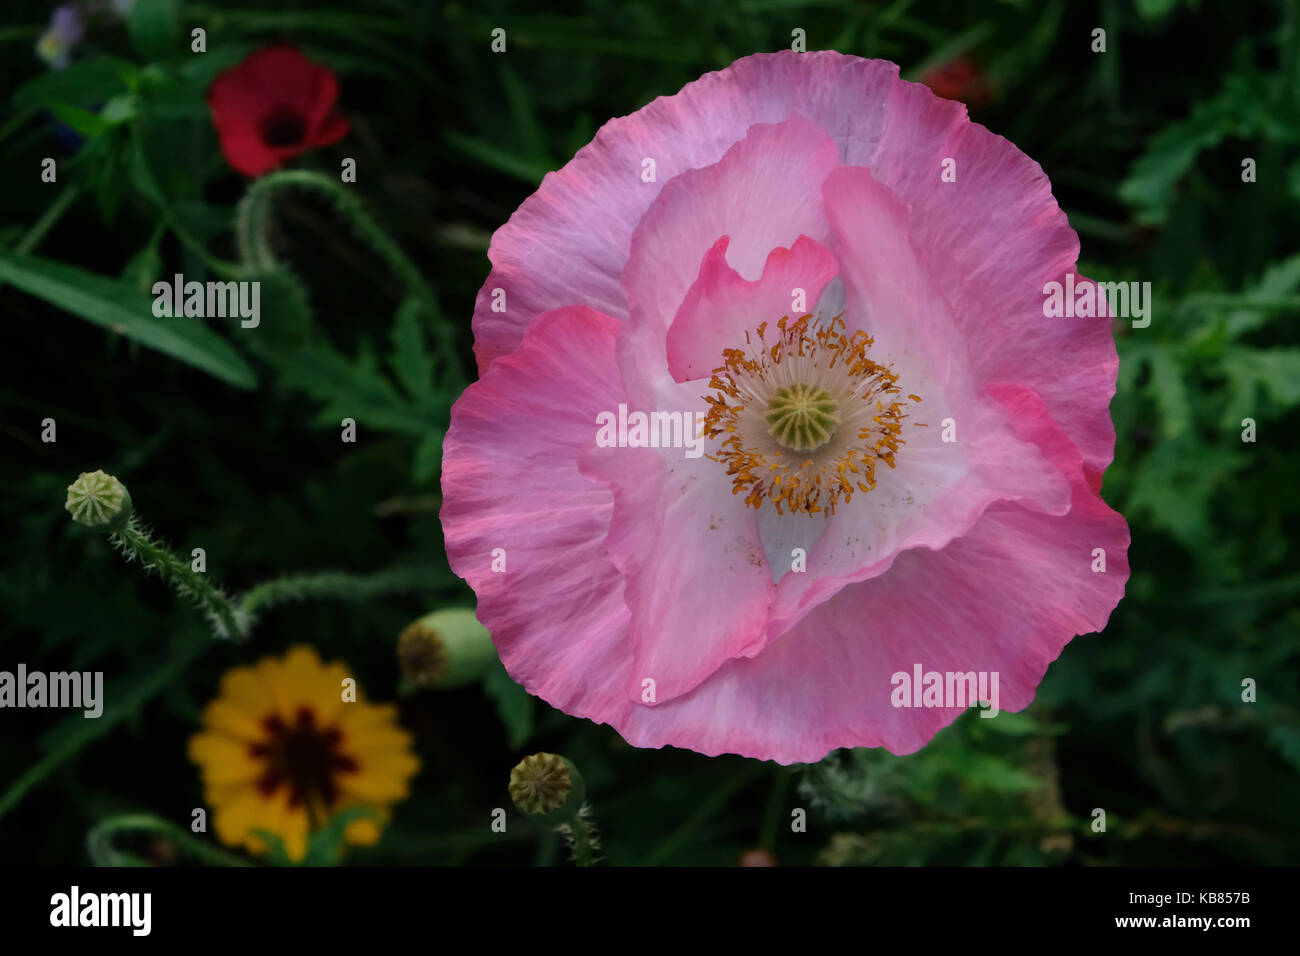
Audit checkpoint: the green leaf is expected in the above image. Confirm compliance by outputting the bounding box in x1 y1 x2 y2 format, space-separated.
127 0 181 61
412 430 443 484
1220 347 1300 417
128 130 165 204
303 807 378 866
121 245 163 293
443 129 550 185
389 298 435 402
1127 436 1243 552
1119 72 1290 224
67 128 134 223
973 710 1068 737
1147 347 1192 438
47 102 111 138
483 662 535 749
1136 0 1182 18
181 43 257 86
12 57 136 112
171 200 234 241
1225 255 1300 339
1269 725 1300 776
254 807 379 866
279 342 432 433
241 268 313 352
0 249 256 389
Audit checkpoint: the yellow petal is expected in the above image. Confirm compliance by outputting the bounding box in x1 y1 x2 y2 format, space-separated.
188 733 262 786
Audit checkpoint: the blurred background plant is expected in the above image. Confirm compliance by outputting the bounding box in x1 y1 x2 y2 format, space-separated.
1 0 1297 865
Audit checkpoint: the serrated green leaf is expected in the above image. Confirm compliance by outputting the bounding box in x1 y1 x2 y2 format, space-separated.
1220 347 1300 417
243 268 313 352
389 298 435 402
1147 347 1192 438
1225 255 1300 339
279 343 431 434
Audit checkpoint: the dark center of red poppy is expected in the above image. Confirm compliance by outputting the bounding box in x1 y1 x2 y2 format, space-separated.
249 707 358 810
260 107 308 147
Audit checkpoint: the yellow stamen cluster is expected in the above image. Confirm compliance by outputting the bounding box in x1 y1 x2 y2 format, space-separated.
702 314 915 516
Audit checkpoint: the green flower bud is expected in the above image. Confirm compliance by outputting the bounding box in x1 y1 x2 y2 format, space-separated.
508 752 586 825
65 470 133 533
397 608 496 689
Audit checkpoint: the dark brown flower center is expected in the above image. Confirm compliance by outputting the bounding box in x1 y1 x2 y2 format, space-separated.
260 107 308 147
249 707 357 811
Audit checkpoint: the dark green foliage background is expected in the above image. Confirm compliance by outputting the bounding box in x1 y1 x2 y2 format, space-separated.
1 0 1298 865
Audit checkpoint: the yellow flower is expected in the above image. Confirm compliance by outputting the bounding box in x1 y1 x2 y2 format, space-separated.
188 645 419 863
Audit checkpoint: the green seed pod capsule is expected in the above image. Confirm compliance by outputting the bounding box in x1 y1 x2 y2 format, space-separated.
65 470 133 533
397 608 497 689
508 752 586 826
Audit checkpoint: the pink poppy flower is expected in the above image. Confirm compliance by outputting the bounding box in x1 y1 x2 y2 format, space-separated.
441 52 1129 763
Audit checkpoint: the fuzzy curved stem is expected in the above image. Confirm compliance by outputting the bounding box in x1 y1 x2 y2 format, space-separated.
237 566 443 618
110 517 246 640
87 814 253 867
234 170 462 386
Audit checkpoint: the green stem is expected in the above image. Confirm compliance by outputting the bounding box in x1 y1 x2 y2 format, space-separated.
110 517 246 640
560 805 600 867
0 638 208 823
238 566 444 618
167 210 241 278
234 170 462 387
643 764 766 865
759 766 791 851
17 185 79 255
0 186 81 294
88 814 253 867
104 511 441 641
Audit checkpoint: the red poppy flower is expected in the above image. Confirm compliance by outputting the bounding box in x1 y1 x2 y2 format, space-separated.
207 47 349 176
919 56 993 110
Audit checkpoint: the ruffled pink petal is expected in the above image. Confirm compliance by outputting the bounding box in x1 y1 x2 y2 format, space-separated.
622 115 840 346
471 53 900 375
666 234 839 382
474 50 1112 474
580 376 774 706
603 385 1128 762
757 165 1071 638
440 307 632 716
860 79 1117 478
